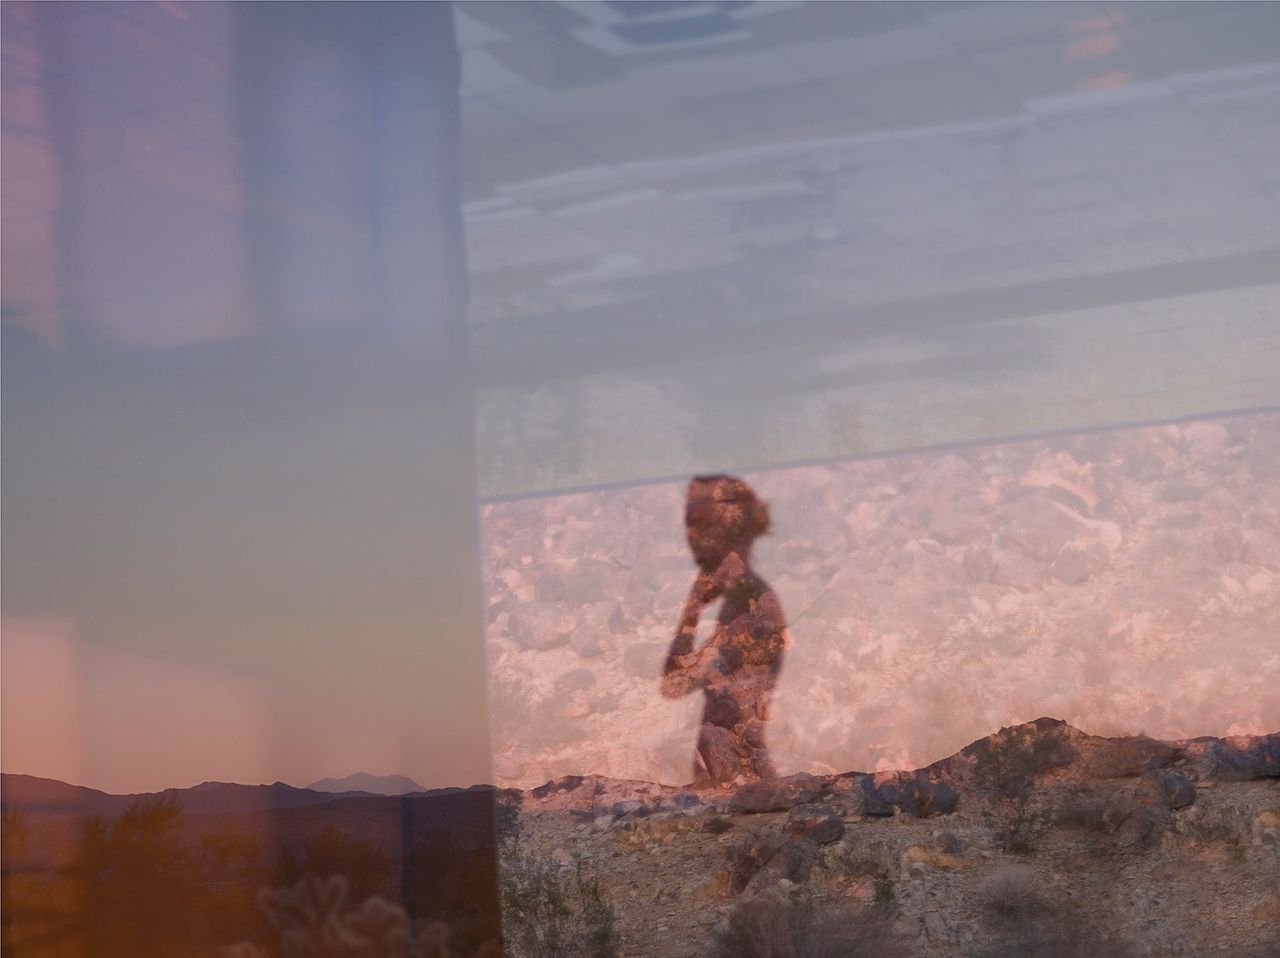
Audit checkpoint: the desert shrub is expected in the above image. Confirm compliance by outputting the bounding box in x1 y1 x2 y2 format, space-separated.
973 868 1137 958
970 726 1073 799
998 797 1046 855
710 892 914 958
873 868 897 909
1175 804 1251 857
274 825 390 904
74 795 207 957
1053 791 1108 832
978 865 1042 916
968 906 1137 958
223 874 473 958
499 851 619 958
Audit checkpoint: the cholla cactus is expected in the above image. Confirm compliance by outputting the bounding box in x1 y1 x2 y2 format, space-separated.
224 875 460 958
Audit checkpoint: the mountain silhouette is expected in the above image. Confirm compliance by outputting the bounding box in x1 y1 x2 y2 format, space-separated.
306 772 426 795
1 774 355 820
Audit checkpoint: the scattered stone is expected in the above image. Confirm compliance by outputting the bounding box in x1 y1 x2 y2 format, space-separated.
506 601 575 651
728 830 786 892
772 838 818 884
901 844 965 878
787 804 844 844
570 601 625 657
555 668 597 694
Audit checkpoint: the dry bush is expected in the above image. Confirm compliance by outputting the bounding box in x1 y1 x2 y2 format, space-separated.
974 867 1138 958
1053 791 1109 833
710 892 914 958
223 874 470 958
978 865 1043 916
499 851 619 958
968 907 1138 958
1174 804 1251 857
994 797 1048 855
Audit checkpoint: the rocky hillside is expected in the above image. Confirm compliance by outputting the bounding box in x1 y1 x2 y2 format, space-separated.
483 412 1280 788
509 719 1280 957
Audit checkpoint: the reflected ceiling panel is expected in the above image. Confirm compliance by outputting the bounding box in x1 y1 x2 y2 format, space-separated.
455 1 1280 497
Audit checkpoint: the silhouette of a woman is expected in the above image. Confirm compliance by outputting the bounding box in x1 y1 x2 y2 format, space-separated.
662 475 787 787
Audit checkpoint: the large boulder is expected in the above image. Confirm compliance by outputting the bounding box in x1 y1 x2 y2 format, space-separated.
1209 734 1280 781
917 778 960 816
858 775 894 817
729 779 799 814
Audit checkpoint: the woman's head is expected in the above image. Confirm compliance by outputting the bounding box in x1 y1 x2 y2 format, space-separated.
685 474 770 570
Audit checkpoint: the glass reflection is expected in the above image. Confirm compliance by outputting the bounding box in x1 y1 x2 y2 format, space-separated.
3 2 1279 956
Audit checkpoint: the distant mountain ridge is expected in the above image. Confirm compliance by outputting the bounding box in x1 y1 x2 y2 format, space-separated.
0 772 497 821
306 772 426 795
0 774 349 820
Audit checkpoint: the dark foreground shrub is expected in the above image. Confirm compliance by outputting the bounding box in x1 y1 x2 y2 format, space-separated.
711 892 914 958
499 851 619 958
971 872 1137 958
